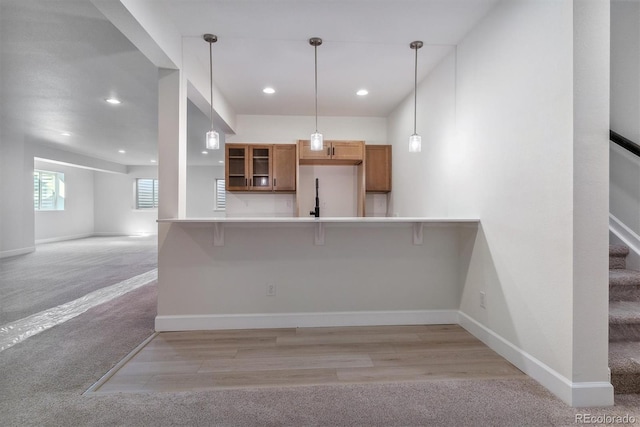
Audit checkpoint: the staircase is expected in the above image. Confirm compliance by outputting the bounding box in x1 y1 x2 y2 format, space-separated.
609 244 640 394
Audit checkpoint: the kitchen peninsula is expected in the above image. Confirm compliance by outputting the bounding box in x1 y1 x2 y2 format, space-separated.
156 217 479 331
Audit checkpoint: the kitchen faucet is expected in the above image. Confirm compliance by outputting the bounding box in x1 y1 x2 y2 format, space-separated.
309 178 320 217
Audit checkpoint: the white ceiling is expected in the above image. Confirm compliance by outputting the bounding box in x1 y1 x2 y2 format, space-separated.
171 0 499 117
1 0 499 167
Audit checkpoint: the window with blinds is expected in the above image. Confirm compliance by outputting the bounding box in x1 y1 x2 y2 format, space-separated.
34 170 65 210
215 179 226 210
136 178 159 209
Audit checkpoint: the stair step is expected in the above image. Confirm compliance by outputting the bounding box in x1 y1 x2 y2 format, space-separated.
610 244 630 270
610 341 640 394
610 270 640 301
610 301 640 341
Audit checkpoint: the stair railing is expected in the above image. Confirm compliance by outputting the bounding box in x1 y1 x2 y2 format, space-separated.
611 130 640 157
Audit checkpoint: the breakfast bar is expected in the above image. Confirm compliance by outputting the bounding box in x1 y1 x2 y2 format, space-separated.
156 217 479 331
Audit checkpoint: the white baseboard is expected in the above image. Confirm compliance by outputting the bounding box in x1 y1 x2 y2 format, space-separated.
0 246 35 259
155 310 458 332
458 312 613 407
93 232 157 237
35 233 94 245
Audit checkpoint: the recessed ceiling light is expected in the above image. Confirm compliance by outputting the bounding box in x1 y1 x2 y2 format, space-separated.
218 160 224 164
118 149 126 154
150 159 157 163
61 132 71 136
105 97 122 104
356 89 369 96
202 151 208 155
263 87 276 94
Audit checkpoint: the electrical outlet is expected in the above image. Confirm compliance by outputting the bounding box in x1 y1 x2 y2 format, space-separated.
266 283 276 296
480 291 486 309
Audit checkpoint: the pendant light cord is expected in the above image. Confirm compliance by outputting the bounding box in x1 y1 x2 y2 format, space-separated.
413 44 418 135
314 44 318 133
209 40 214 132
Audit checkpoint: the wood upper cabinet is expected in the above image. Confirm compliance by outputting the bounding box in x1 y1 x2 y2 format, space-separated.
248 145 273 191
225 143 296 192
366 145 392 193
331 141 364 160
272 144 296 192
299 140 331 160
226 144 250 191
298 140 364 164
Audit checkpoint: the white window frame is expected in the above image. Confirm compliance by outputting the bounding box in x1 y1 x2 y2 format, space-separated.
135 178 159 210
215 178 226 211
34 170 65 211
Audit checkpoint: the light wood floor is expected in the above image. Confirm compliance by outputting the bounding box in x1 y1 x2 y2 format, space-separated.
91 324 525 393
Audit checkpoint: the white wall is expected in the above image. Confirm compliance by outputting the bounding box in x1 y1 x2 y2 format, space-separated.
387 50 456 217
225 115 388 217
610 0 640 242
611 0 640 143
387 0 611 406
0 135 130 257
611 142 640 235
94 165 158 235
454 0 575 378
0 131 34 257
158 222 472 321
34 160 95 243
186 165 225 217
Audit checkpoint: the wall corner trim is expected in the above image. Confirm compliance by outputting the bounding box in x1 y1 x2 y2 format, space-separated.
458 312 614 407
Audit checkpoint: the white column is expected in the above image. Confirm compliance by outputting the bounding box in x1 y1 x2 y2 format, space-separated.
157 68 187 219
571 0 612 406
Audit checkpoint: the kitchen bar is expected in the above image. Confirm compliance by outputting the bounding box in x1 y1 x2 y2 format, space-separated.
156 217 479 331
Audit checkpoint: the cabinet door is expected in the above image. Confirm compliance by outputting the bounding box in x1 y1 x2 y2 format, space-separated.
248 145 273 191
226 144 249 191
366 145 392 192
299 140 332 160
331 141 364 161
273 145 296 192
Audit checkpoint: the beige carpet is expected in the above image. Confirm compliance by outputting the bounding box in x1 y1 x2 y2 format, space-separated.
1 282 640 426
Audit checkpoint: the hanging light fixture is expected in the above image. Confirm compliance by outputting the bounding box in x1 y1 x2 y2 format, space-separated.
309 37 323 151
409 40 423 153
204 33 219 150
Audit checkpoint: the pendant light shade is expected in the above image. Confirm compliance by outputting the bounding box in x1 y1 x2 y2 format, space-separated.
310 132 323 151
409 134 422 153
309 37 323 151
206 130 219 150
409 40 423 153
204 33 220 150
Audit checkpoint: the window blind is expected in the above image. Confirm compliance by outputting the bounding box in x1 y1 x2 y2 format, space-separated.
136 178 158 209
216 179 226 210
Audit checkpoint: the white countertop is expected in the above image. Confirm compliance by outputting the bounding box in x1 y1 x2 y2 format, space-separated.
157 217 479 224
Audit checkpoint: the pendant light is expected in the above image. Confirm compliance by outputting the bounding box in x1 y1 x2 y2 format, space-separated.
309 37 323 151
409 40 423 153
204 33 219 150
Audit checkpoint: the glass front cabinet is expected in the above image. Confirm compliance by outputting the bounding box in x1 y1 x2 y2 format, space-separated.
225 144 296 192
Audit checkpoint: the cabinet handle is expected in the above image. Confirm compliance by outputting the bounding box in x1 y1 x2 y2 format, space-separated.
327 147 330 156
245 178 247 186
273 178 276 187
332 147 335 156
